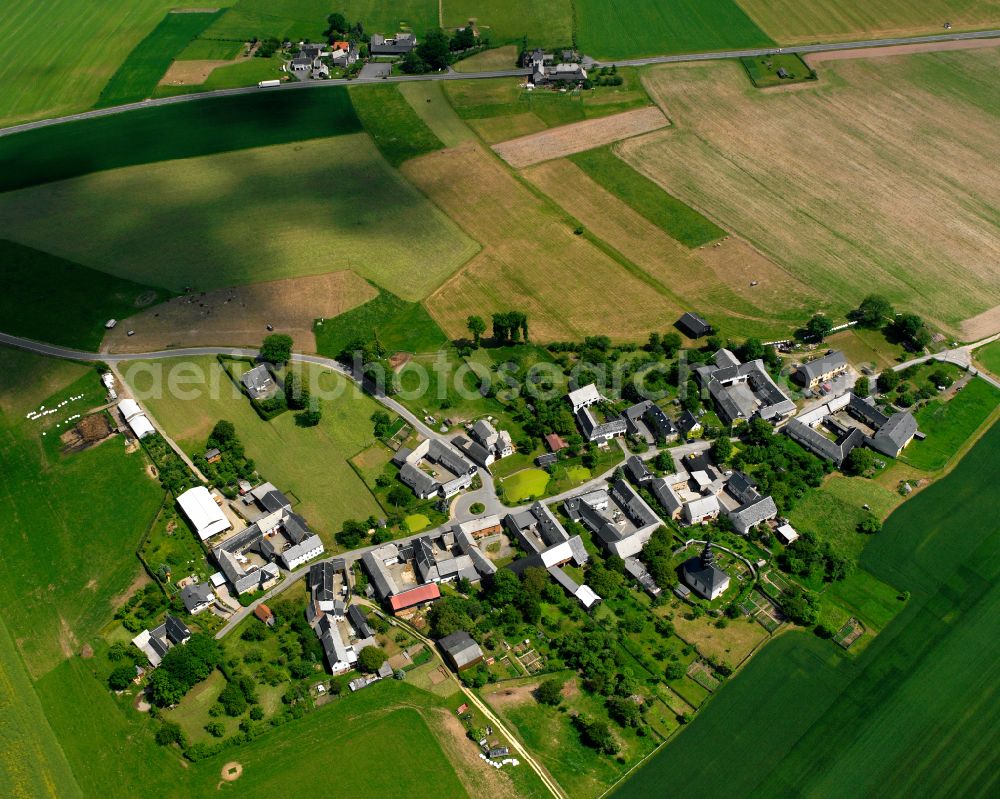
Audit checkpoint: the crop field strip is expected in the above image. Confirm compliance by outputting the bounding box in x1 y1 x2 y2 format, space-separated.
404 142 687 341
0 0 182 129
619 50 1000 333
350 84 446 167
0 86 362 194
492 106 669 168
521 158 819 338
576 0 775 59
613 419 1000 799
442 0 574 48
737 0 1000 44
0 134 478 299
95 10 224 107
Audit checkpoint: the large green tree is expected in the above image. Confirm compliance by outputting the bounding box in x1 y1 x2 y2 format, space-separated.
261 333 293 364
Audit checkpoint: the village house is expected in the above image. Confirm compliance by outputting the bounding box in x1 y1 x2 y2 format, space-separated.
785 392 918 466
452 419 513 470
180 582 215 615
131 615 191 668
694 349 796 426
241 364 275 400
793 350 850 389
369 32 416 55
254 603 276 627
624 400 678 443
724 471 778 535
439 630 485 672
394 439 477 499
565 480 662 559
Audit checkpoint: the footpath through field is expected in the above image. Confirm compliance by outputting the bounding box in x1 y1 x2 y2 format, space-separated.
2 30 999 138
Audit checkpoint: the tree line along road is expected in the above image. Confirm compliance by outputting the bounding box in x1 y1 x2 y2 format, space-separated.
2 29 999 138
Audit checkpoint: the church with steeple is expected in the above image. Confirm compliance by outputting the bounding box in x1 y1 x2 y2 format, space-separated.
681 541 730 600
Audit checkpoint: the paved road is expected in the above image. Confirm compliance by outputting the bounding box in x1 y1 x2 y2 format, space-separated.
889 332 1000 390
591 28 1000 67
3 29 999 139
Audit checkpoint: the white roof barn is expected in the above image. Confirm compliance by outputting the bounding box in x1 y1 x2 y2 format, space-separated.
567 383 602 412
177 486 232 541
127 414 156 439
117 398 142 421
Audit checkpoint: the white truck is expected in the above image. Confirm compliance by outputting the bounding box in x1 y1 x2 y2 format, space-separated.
258 79 281 88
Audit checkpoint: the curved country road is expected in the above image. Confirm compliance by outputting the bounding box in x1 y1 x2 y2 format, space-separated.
2 30 999 138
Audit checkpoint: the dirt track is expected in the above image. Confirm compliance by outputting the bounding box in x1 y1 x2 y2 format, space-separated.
492 106 668 168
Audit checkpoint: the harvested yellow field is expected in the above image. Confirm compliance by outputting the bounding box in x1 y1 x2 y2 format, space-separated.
158 58 229 85
621 52 1000 334
404 143 684 341
103 271 377 353
492 106 669 168
523 158 820 337
738 0 1000 44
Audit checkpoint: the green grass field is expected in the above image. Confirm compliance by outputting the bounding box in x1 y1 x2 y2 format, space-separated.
398 81 479 148
443 0 574 47
406 513 432 532
0 0 180 128
500 468 551 503
203 0 438 42
96 10 223 107
0 86 360 194
0 240 168 349
350 84 445 167
575 0 775 59
901 378 1000 471
175 37 245 60
0 350 164 677
0 135 478 299
0 619 80 798
740 53 817 87
613 417 1000 798
122 356 384 541
314 286 451 357
975 339 1000 377
737 0 1000 44
568 148 724 248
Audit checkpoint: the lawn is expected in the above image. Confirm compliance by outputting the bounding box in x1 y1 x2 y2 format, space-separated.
175 37 245 60
500 468 551 503
0 240 168 349
0 135 478 299
621 51 1000 334
568 147 724 248
96 10 223 107
0 349 164 677
0 85 360 194
405 142 687 342
314 285 451 357
0 0 179 128
788 474 901 561
154 57 284 96
0 619 80 798
575 0 775 59
452 45 519 73
202 0 438 42
350 83 445 167
975 339 1000 377
122 356 385 541
442 0 573 47
901 377 1000 471
740 53 817 87
613 417 1000 799
738 0 1000 44
406 513 432 532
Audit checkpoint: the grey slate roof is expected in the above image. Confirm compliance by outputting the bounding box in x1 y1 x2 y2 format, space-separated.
677 312 711 338
871 410 918 456
729 495 778 535
241 364 273 399
796 351 848 385
726 471 760 505
626 455 653 484
438 630 483 670
348 605 374 638
180 582 214 613
164 615 191 645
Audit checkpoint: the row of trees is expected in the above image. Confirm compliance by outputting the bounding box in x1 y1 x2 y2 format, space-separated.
196 420 256 497
491 311 529 344
401 27 490 74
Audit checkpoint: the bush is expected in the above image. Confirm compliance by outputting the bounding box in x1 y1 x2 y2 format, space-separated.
155 721 185 747
260 333 293 364
108 664 136 691
205 721 225 738
356 645 388 673
536 677 564 706
249 705 265 721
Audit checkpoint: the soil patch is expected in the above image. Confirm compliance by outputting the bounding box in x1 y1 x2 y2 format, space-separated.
486 682 538 708
112 569 152 611
60 412 113 453
432 709 520 799
159 59 231 86
80 644 94 658
960 304 1000 342
492 106 668 168
221 762 243 781
103 270 377 354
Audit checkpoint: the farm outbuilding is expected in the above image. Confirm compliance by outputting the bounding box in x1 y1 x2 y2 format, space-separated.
177 485 232 541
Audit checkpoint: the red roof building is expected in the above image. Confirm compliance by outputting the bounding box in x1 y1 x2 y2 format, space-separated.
254 603 275 626
545 433 568 452
389 583 441 613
